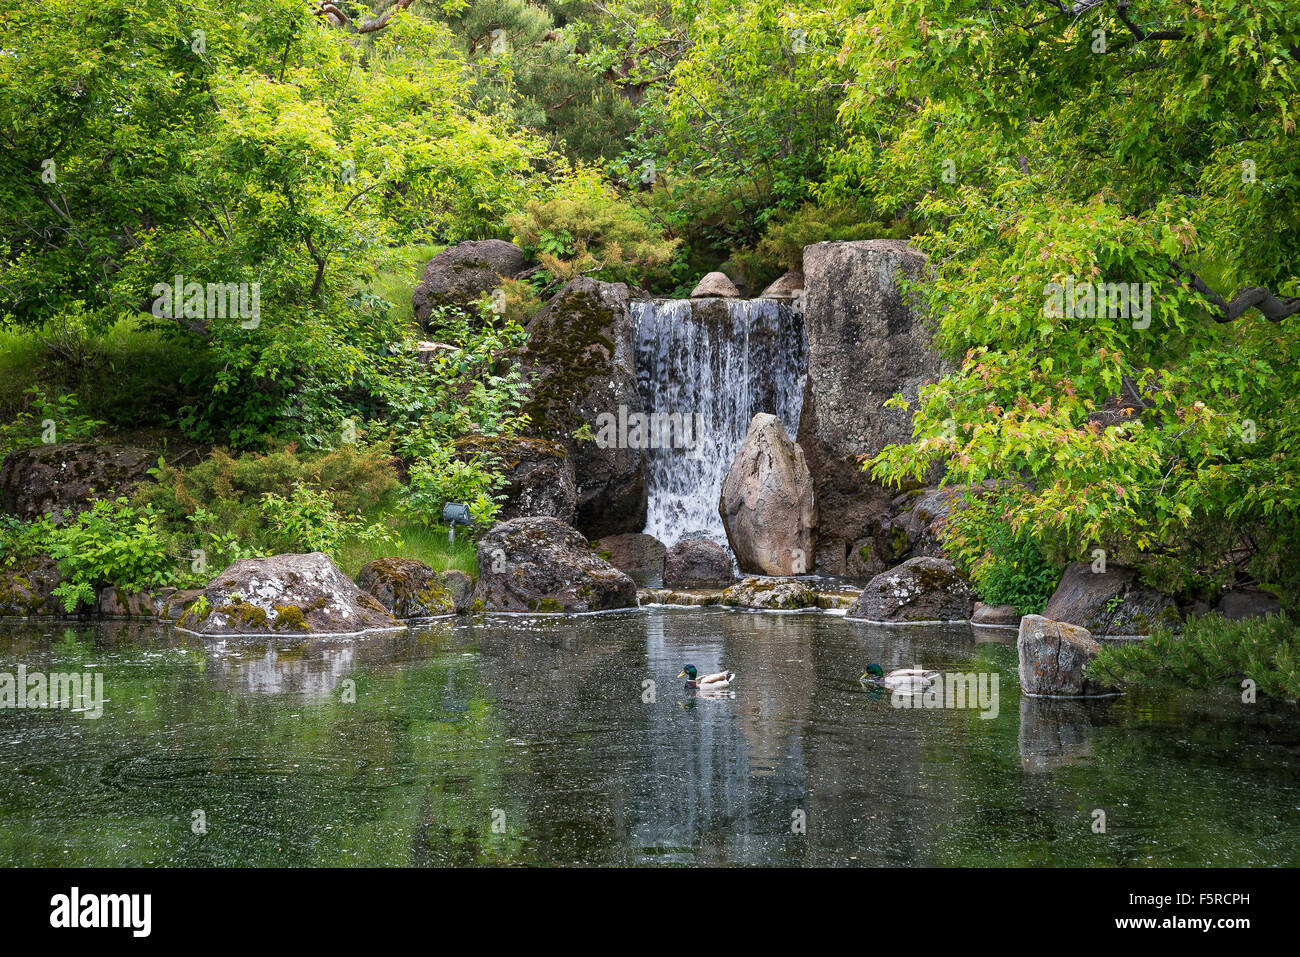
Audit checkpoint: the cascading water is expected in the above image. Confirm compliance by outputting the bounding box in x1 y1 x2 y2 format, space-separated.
632 297 806 549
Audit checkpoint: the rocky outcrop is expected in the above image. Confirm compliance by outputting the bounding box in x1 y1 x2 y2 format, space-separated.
590 532 665 586
719 413 815 576
356 557 463 617
454 435 577 525
797 240 939 573
1017 614 1120 697
1042 563 1180 636
844 556 972 622
474 516 637 613
0 443 155 523
663 538 733 588
0 556 69 616
759 270 804 299
518 278 647 538
690 271 740 298
721 577 817 610
412 239 526 327
180 552 400 636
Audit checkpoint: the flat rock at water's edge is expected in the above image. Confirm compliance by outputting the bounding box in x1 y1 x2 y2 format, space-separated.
181 552 399 635
474 516 637 613
845 556 973 622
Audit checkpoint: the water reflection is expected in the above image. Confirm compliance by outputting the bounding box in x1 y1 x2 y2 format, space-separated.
0 610 1295 867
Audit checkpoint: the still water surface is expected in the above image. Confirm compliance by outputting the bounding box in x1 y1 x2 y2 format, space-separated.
1 608 1296 866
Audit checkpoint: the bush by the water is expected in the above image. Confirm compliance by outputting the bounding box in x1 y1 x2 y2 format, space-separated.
1089 614 1300 702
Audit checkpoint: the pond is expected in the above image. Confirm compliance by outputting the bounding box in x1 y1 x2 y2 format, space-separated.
1 608 1296 866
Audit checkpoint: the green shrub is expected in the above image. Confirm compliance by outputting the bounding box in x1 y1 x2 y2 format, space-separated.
0 387 104 460
1089 613 1299 701
44 498 179 611
509 166 679 287
944 488 1063 615
258 481 396 560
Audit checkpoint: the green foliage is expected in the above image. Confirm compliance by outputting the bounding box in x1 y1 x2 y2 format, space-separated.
0 515 57 569
0 0 549 446
743 198 909 274
44 499 179 611
1090 613 1300 702
852 0 1300 603
509 166 679 286
0 388 104 460
400 445 509 528
944 488 1062 615
258 481 396 559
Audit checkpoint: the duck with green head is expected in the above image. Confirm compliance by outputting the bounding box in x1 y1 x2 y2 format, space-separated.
677 664 735 690
859 663 940 691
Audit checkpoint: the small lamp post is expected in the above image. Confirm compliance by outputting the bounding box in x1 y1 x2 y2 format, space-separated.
442 502 472 545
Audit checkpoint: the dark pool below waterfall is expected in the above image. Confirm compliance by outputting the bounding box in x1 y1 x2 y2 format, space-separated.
1 608 1297 866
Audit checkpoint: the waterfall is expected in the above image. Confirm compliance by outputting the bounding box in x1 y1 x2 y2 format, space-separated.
632 297 806 549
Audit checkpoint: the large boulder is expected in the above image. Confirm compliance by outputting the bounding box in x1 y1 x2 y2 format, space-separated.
845 556 973 622
663 538 733 588
518 278 647 538
356 557 465 618
179 552 399 636
412 239 526 327
690 271 741 298
454 435 577 525
1017 614 1120 697
0 556 71 616
1 443 155 523
721 577 817 610
796 240 940 573
1042 562 1180 636
590 532 665 586
474 516 637 613
718 413 815 575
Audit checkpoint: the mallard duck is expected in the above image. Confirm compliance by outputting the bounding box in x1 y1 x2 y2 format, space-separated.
677 664 735 690
859 663 940 691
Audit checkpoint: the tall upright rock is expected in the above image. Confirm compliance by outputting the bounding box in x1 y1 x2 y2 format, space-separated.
797 240 939 574
718 413 815 575
518 278 647 538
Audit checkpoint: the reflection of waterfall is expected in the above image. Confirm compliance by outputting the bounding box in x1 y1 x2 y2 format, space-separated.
632 298 806 548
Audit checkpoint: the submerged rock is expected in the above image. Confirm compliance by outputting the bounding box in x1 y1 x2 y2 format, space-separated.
590 532 666 586
721 577 817 610
0 442 155 523
690 271 741 298
1017 614 1120 697
181 552 399 636
356 557 464 618
474 516 637 613
663 538 733 588
412 239 526 327
845 556 972 622
1042 562 1180 636
719 413 816 576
